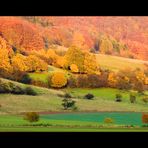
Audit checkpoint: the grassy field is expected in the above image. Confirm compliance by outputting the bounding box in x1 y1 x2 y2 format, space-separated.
0 78 148 131
41 112 143 126
28 65 71 84
0 113 147 132
96 54 148 71
0 78 148 114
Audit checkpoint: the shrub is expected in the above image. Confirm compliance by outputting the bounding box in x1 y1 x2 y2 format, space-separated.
142 113 148 124
31 80 48 88
108 72 117 88
67 76 77 88
97 69 109 87
0 82 12 93
50 72 67 88
72 106 78 111
20 74 31 84
130 94 136 103
76 75 88 88
64 93 72 98
84 93 94 100
12 85 26 94
115 93 122 102
134 81 145 93
25 87 37 96
116 77 131 90
62 98 76 110
142 96 148 103
104 118 114 124
87 74 100 88
24 112 39 122
0 80 26 94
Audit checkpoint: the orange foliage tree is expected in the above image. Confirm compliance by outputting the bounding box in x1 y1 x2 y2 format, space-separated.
70 64 79 73
0 17 44 52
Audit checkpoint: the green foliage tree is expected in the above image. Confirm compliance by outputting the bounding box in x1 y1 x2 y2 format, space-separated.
62 98 76 110
130 93 136 103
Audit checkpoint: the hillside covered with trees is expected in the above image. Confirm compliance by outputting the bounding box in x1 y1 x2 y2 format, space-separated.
0 16 148 60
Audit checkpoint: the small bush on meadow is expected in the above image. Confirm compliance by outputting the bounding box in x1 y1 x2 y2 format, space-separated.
25 87 37 96
0 82 12 93
12 85 26 94
64 93 72 98
31 79 48 88
142 113 148 124
24 112 39 122
115 93 122 102
72 106 78 111
62 98 76 110
84 93 94 100
142 96 148 103
57 93 72 98
104 118 114 124
130 93 136 103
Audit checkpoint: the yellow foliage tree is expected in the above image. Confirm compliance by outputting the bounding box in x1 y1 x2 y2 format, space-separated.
84 52 99 74
65 46 99 74
56 56 66 68
144 77 148 85
46 49 58 65
136 71 146 82
51 72 67 88
0 36 13 76
70 64 79 73
29 49 58 66
99 37 113 54
64 46 85 73
26 55 48 72
11 54 28 72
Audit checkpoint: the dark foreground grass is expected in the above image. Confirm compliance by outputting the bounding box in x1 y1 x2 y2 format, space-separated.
0 127 148 132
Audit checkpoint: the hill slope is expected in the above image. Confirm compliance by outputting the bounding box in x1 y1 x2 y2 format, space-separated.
96 54 148 71
0 78 148 114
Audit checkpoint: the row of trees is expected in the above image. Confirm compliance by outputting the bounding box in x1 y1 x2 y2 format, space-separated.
26 68 148 93
29 46 99 75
